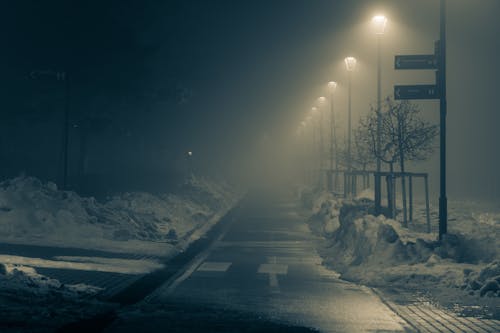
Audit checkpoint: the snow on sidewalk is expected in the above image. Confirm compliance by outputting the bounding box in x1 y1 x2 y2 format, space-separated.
304 189 500 319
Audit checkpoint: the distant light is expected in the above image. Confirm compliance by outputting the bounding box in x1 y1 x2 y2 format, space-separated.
301 121 307 127
328 81 338 91
317 96 326 104
372 15 387 34
344 57 357 71
187 151 193 156
311 106 318 114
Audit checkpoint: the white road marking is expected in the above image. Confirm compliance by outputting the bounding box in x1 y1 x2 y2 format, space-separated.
257 263 288 275
258 257 288 294
196 261 232 272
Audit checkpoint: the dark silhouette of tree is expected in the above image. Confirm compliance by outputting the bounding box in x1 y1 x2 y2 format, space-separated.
353 127 375 172
359 97 438 224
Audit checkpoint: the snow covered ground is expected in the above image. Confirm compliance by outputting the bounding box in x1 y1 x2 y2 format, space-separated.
303 189 499 319
0 176 240 332
0 176 238 255
0 262 115 331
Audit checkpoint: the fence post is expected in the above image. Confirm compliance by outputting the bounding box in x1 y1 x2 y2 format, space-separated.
424 174 431 233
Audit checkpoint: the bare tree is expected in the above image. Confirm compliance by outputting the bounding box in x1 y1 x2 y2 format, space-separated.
353 127 375 172
351 126 375 190
359 97 438 224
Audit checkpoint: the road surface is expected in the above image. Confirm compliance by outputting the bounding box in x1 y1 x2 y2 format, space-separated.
105 193 414 332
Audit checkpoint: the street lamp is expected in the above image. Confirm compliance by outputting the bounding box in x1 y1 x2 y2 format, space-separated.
186 150 194 176
372 15 387 34
372 15 387 214
344 57 356 197
344 57 357 71
310 106 322 187
316 97 326 189
327 81 338 192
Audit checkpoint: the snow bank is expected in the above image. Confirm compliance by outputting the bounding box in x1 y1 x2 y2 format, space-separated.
0 263 102 298
0 176 239 255
0 176 240 330
306 191 500 301
0 263 114 331
307 192 342 237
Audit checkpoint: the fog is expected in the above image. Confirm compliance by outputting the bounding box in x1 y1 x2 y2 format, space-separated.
1 0 499 201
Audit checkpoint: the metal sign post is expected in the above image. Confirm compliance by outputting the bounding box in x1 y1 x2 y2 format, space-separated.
438 0 447 240
393 0 447 240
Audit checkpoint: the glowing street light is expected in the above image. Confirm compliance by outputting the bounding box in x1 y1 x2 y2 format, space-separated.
328 81 338 91
344 56 356 197
372 14 387 214
344 56 357 72
372 15 388 34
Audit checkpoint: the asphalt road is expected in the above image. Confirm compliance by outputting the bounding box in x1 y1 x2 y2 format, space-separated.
105 193 413 332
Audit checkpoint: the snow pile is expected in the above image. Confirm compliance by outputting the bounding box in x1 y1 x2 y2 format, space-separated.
307 192 499 299
356 188 375 201
0 263 102 298
307 192 342 236
104 176 237 242
463 261 500 297
0 177 106 241
0 176 238 254
0 263 114 331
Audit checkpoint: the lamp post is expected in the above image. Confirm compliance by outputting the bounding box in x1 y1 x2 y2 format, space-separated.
372 15 387 214
327 81 338 192
311 107 319 186
344 57 356 197
298 122 307 184
187 150 194 176
317 97 326 189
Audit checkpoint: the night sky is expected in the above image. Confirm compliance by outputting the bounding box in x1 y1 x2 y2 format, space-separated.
1 0 499 199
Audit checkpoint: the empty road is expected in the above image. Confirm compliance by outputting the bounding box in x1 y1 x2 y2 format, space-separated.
105 192 414 332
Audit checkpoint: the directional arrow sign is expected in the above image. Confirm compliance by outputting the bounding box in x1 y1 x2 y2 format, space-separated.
395 55 437 70
394 85 439 100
